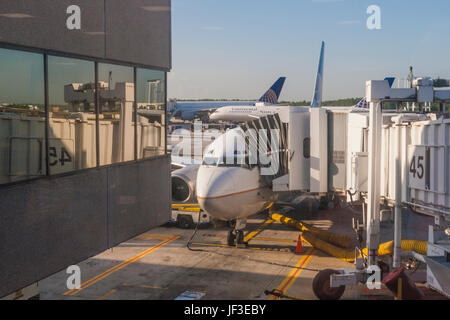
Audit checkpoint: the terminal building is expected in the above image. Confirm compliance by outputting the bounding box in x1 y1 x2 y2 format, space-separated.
0 0 171 298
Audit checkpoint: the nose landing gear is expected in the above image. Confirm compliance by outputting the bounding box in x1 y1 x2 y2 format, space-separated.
226 219 247 247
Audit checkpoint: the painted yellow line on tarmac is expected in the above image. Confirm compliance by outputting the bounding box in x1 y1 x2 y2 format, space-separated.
136 234 175 240
192 242 229 248
253 237 297 243
244 219 274 243
269 247 316 300
64 235 179 296
97 289 117 300
191 242 292 253
122 283 167 290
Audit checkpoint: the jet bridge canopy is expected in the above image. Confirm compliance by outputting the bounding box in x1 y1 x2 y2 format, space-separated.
242 113 289 182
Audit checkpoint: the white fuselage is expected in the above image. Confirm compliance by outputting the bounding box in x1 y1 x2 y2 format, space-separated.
209 103 285 122
196 128 276 221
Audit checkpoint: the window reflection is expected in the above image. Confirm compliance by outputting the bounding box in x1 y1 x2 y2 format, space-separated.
98 63 134 165
0 48 45 184
48 56 96 174
0 47 168 185
136 69 166 159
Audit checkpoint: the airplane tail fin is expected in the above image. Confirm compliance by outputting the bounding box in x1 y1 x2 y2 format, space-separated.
384 77 395 88
311 41 325 108
258 77 286 104
354 97 369 109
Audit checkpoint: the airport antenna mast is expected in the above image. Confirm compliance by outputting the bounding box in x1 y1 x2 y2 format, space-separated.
407 66 414 88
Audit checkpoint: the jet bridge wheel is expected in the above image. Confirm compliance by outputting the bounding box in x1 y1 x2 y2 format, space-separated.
312 269 345 300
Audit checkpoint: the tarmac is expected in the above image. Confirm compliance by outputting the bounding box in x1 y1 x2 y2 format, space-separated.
39 203 447 300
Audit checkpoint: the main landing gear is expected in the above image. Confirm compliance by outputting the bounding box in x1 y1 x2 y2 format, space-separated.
226 219 247 247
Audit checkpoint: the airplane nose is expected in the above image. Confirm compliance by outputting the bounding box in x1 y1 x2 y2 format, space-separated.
197 197 222 220
197 168 236 220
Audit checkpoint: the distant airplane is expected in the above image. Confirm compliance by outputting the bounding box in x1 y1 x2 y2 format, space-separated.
169 77 286 121
208 77 287 122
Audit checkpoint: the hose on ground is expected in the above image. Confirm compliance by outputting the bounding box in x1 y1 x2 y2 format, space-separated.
302 231 355 262
303 230 428 263
271 211 428 263
269 212 352 248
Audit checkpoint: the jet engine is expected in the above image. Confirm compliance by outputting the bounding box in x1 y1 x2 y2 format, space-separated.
171 165 200 203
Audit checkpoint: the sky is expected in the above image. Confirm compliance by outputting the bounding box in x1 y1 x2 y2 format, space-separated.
168 0 450 101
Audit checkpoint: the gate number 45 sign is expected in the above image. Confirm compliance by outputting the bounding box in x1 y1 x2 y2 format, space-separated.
408 146 430 191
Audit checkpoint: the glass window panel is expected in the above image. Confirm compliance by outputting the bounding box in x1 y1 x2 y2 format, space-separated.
0 48 45 184
48 56 96 174
136 69 166 159
98 63 134 165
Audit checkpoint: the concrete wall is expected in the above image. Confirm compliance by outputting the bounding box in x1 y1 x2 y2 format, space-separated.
0 155 171 297
0 0 171 69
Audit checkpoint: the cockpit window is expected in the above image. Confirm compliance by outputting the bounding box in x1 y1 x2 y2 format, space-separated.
202 155 253 170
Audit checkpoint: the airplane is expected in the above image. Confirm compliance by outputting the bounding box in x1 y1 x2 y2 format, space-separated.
208 77 286 122
171 42 325 246
169 77 286 121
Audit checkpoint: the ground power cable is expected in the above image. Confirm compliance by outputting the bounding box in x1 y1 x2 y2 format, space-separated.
186 213 321 272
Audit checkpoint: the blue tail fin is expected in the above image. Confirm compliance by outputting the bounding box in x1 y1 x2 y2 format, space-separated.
311 41 325 108
258 77 286 104
354 97 369 109
384 77 395 88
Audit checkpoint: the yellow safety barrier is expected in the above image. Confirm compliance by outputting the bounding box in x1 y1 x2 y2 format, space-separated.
171 204 202 212
269 213 352 248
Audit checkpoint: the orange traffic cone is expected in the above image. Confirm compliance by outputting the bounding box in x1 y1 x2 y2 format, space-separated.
295 233 303 254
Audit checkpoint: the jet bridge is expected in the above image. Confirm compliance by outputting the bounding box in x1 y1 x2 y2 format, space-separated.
251 79 449 298
242 113 289 183
253 106 311 192
315 78 450 299
360 79 450 297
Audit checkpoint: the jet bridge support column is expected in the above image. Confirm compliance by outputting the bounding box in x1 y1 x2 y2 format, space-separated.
393 119 403 268
366 99 383 266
